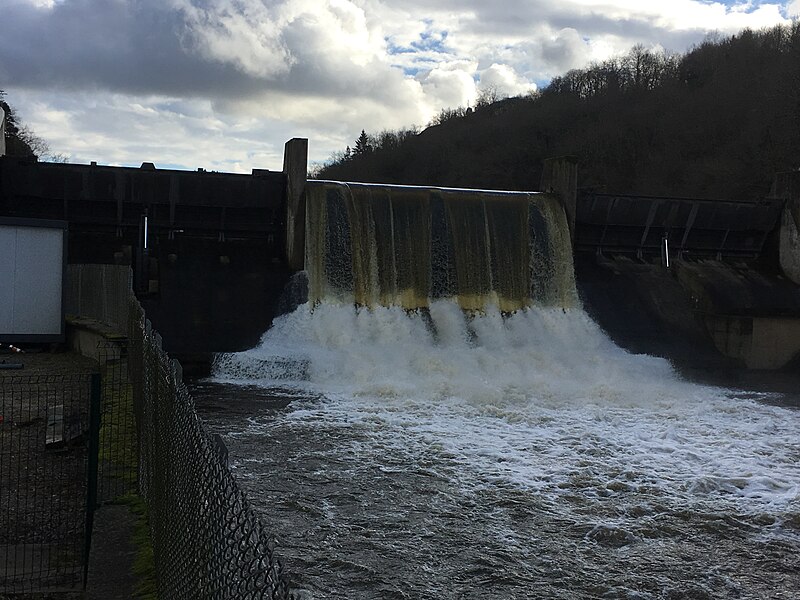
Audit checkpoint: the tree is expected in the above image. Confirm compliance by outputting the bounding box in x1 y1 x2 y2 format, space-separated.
354 130 372 155
476 85 501 108
316 24 800 200
429 106 468 126
0 89 45 158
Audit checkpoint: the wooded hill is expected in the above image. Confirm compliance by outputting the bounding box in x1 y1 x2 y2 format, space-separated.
317 23 800 201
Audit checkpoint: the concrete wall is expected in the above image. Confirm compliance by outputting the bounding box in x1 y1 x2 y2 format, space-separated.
65 264 131 332
139 236 290 356
0 107 6 156
0 157 286 235
777 171 800 285
576 255 732 373
779 206 800 284
579 253 800 371
283 138 308 271
575 170 800 372
0 154 295 354
704 316 800 370
539 156 578 240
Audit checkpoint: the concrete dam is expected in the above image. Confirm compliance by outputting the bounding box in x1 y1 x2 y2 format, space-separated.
3 139 799 375
4 140 800 598
205 150 800 598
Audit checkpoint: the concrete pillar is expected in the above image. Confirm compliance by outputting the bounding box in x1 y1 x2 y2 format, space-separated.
283 138 308 272
0 107 6 156
776 170 800 284
539 156 578 242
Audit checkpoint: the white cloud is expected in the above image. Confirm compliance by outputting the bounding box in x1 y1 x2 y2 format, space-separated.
479 64 536 98
417 61 479 110
174 0 293 78
1 0 794 169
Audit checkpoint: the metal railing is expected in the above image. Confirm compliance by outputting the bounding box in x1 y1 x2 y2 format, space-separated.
0 372 99 593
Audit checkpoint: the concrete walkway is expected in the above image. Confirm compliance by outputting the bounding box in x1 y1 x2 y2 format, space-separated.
86 505 138 600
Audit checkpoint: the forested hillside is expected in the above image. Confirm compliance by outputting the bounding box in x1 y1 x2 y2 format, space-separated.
317 23 800 201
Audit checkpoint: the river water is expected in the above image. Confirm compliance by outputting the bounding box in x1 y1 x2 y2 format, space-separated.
196 301 800 599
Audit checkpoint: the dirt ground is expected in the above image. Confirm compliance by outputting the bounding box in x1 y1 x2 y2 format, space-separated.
0 349 138 599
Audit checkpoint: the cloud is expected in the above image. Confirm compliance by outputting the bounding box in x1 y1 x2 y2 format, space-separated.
1 0 794 170
479 64 536 98
539 28 594 74
175 0 293 78
9 88 296 171
417 61 479 109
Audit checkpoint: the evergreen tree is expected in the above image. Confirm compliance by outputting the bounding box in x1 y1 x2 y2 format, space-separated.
354 130 371 155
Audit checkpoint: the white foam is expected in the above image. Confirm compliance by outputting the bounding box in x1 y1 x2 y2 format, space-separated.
213 301 800 520
215 301 679 404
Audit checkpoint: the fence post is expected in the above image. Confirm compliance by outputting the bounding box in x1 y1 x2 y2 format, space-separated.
83 372 102 588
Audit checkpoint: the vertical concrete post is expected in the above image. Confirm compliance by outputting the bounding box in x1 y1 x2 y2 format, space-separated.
539 156 578 242
776 170 800 284
0 107 7 156
283 138 309 272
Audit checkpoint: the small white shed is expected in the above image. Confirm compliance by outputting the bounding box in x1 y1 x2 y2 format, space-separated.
0 217 68 343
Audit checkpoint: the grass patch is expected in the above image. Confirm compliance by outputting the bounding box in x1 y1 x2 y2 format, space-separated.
99 360 138 488
98 354 157 598
110 494 158 599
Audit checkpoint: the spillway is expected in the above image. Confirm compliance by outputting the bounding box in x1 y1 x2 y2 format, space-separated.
304 181 576 312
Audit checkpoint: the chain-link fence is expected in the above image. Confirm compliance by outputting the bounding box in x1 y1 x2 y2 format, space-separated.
0 372 98 594
14 261 293 597
128 297 294 599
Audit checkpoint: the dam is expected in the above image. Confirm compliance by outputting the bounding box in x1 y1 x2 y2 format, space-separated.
6 138 800 372
2 141 800 597
3 142 799 372
207 171 800 598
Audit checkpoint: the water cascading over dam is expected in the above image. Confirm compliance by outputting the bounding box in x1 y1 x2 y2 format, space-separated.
304 180 577 311
208 179 800 599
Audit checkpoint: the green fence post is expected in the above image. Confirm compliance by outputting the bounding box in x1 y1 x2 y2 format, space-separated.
83 372 102 589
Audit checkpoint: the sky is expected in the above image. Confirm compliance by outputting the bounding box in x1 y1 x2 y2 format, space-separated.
1 0 799 172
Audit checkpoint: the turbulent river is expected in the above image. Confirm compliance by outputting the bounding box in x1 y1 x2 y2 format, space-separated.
196 301 800 599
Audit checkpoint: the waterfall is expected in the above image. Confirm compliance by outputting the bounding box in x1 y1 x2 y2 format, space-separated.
304 181 577 312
